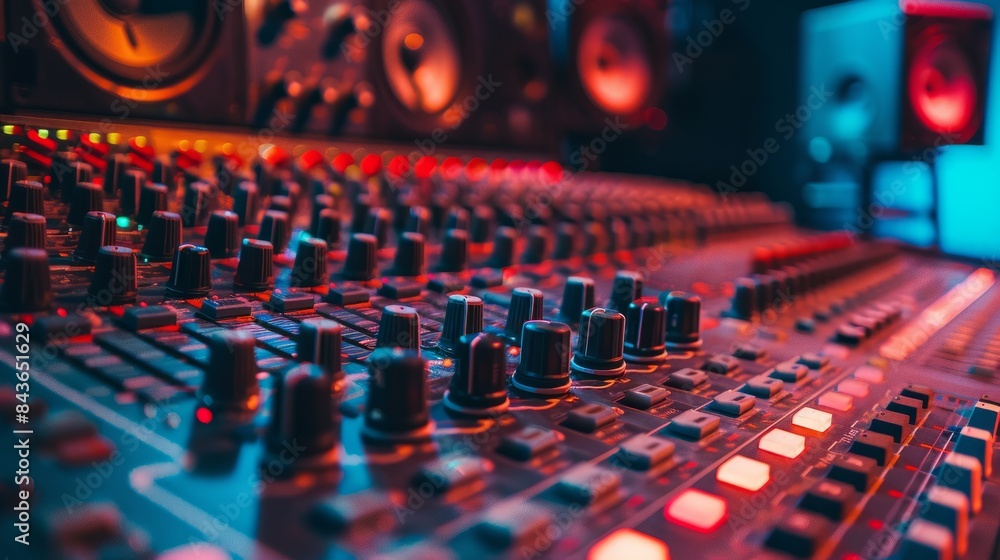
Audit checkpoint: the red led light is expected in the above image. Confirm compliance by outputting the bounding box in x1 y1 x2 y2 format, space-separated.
360 154 383 177
196 407 213 424
440 157 463 180
540 161 563 184
298 149 325 172
644 107 668 131
414 156 437 179
387 155 410 177
331 153 354 174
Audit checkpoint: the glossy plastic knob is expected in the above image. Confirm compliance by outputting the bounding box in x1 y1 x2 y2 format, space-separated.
297 318 344 383
435 228 469 273
73 211 117 262
234 238 275 291
388 232 426 277
437 295 484 355
2 248 53 312
339 233 378 281
291 237 328 287
504 287 545 344
204 210 240 258
165 244 212 298
258 210 291 253
88 246 137 305
623 297 667 363
202 330 260 412
5 213 47 255
267 363 340 460
572 308 626 377
7 180 44 216
233 181 259 227
512 320 572 396
444 332 509 416
140 211 182 262
607 270 644 311
137 183 168 226
487 226 516 268
68 182 104 226
662 291 702 348
376 305 421 351
362 348 432 442
558 276 595 326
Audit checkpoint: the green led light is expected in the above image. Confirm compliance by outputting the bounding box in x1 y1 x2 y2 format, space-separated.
37 129 49 139
3 125 15 135
116 216 131 228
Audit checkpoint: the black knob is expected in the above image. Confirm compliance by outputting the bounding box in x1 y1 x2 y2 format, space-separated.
138 183 168 226
72 211 117 262
376 305 421 351
52 159 92 202
204 210 240 259
165 244 212 298
444 332 509 416
572 308 626 377
437 295 484 355
102 154 129 198
339 233 378 281
363 347 432 442
363 207 392 249
234 238 275 291
0 159 27 203
182 181 212 227
752 273 775 316
7 180 44 216
258 210 291 253
297 318 345 383
388 232 426 276
623 297 667 363
233 181 259 227
445 207 470 231
435 228 469 273
313 208 341 247
487 226 516 268
267 363 340 461
68 182 104 226
291 237 328 287
607 272 642 313
405 206 432 238
89 246 137 305
558 276 595 326
202 330 260 413
582 221 608 255
504 287 544 344
552 223 578 260
350 194 372 233
512 320 572 396
521 226 549 264
151 158 172 187
469 205 494 244
662 291 702 348
119 169 146 216
140 211 182 262
2 248 52 312
725 277 757 321
5 213 47 255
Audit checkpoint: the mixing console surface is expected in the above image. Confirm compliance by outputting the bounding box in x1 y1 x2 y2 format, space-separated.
0 126 998 560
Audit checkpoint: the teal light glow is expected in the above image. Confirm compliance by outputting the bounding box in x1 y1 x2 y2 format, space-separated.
116 216 131 229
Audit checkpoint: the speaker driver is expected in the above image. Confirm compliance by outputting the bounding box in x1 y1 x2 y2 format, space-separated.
907 32 981 140
576 14 653 116
39 0 222 99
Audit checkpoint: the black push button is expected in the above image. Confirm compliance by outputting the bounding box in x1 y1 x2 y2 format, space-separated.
826 455 878 492
849 431 894 466
798 479 856 521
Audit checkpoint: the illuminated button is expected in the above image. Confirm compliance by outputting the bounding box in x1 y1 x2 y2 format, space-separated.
954 426 993 478
853 365 884 383
818 392 853 412
837 379 869 398
759 428 805 459
922 485 969 557
792 407 832 433
588 529 670 560
899 519 954 560
717 455 770 491
938 453 983 514
664 489 727 532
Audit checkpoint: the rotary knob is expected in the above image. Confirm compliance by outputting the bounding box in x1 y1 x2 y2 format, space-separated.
73 211 117 262
725 277 757 321
140 211 182 262
165 245 212 298
297 318 345 383
102 154 128 198
363 207 392 249
387 232 426 277
435 228 469 273
350 194 372 233
623 297 667 363
552 223 578 260
339 233 378 281
119 169 146 216
470 205 495 243
267 363 340 463
89 246 137 305
137 183 168 226
512 320 573 396
437 295 484 355
52 160 92 202
662 291 702 348
572 308 626 377
362 348 433 442
607 270 644 311
2 248 53 312
182 181 211 227
291 237 329 287
5 213 47 255
0 159 27 203
205 210 240 258
376 305 421 351
405 206 432 238
504 287 545 344
269 194 292 214
312 208 341 247
558 276 595 326
521 226 550 264
68 182 104 226
444 332 509 416
445 207 470 231
234 238 275 291
7 180 44 216
233 181 259 227
202 330 260 413
486 226 516 268
258 210 291 253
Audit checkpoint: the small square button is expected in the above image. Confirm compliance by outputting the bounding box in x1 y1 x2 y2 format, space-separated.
620 384 670 410
710 390 756 417
665 368 708 391
667 410 721 440
664 489 727 533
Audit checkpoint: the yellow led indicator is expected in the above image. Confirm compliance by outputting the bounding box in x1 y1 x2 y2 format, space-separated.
56 130 70 141
2 125 14 135
792 407 833 433
107 132 122 144
89 133 102 144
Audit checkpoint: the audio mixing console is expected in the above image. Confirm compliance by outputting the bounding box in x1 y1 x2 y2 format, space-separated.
0 125 998 560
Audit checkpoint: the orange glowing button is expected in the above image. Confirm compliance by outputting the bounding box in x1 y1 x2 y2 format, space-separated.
587 529 669 560
717 455 770 491
664 489 727 533
818 392 854 412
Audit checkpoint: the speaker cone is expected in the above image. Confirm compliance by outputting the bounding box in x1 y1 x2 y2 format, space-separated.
907 32 981 139
576 14 653 116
